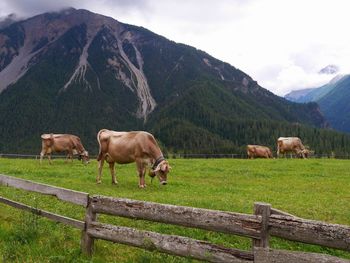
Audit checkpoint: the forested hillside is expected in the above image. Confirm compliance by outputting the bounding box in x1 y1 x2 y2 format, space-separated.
1 9 350 156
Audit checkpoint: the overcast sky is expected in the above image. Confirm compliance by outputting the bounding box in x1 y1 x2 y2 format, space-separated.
1 0 349 96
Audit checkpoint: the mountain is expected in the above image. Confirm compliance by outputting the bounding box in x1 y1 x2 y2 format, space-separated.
1 8 350 155
284 88 315 102
0 14 19 29
318 75 350 132
318 64 339 75
284 75 346 103
284 75 350 133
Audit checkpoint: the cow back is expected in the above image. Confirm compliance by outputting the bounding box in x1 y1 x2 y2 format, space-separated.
101 131 161 164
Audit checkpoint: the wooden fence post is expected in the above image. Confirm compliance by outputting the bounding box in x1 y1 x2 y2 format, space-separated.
253 202 271 249
81 196 97 256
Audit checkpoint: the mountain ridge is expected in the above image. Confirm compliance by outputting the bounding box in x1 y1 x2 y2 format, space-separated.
1 8 350 155
284 74 346 103
284 74 350 133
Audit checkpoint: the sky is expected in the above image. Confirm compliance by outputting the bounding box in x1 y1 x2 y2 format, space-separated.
1 0 350 96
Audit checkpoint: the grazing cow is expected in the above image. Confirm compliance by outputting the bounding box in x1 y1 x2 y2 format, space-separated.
247 145 273 159
277 137 309 159
97 129 171 188
40 134 89 164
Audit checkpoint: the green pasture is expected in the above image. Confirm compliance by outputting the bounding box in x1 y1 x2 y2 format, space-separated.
0 157 349 262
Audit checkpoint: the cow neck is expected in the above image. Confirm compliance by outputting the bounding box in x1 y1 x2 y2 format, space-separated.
152 156 165 170
75 144 85 155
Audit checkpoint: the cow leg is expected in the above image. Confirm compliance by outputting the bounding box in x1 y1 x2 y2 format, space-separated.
48 154 52 164
97 159 104 184
136 161 146 188
66 151 73 163
40 151 45 164
109 162 118 185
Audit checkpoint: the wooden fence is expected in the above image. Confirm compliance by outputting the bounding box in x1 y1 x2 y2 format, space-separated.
0 174 349 262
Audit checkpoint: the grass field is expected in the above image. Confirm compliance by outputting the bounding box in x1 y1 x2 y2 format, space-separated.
0 157 349 262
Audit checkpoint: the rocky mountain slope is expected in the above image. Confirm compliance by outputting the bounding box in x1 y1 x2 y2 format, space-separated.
1 8 349 155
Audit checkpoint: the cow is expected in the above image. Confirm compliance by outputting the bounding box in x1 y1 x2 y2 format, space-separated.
277 137 309 159
40 134 89 164
247 145 273 159
96 129 171 188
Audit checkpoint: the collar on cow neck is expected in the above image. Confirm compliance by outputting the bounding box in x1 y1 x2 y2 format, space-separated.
152 156 165 170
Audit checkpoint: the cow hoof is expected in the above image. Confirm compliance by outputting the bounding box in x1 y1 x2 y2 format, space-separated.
112 181 118 185
96 180 102 184
139 184 146 189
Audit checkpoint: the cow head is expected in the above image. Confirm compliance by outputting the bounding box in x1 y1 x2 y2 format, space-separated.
301 148 311 158
79 151 90 164
149 160 171 185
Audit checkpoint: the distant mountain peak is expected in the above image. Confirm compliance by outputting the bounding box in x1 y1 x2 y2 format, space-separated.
318 64 339 75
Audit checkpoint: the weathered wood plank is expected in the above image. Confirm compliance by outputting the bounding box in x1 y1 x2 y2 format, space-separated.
81 197 97 256
269 214 350 251
253 202 270 248
254 247 350 263
270 208 298 218
90 196 261 238
0 196 85 230
87 222 254 263
0 174 88 206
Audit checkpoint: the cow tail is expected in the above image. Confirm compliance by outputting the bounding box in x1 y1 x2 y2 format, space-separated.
97 129 105 161
48 133 54 147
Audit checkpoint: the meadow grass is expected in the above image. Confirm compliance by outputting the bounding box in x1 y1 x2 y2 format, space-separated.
0 157 349 262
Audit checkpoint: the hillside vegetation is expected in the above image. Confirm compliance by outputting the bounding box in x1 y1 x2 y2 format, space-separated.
3 9 349 156
0 158 349 262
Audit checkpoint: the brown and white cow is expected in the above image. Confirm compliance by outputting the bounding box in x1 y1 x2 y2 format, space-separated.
96 129 171 188
247 145 273 159
40 134 89 164
277 137 309 159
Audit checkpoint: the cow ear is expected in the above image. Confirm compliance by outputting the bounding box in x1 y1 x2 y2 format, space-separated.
161 164 166 172
161 163 171 172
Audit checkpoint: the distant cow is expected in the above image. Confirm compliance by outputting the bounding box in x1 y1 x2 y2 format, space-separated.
247 145 273 159
96 129 171 188
40 134 89 164
277 137 309 159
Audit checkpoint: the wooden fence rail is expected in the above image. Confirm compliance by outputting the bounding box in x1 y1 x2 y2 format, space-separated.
269 214 350 251
0 174 89 206
90 195 262 238
87 222 254 263
0 174 349 262
0 196 85 230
